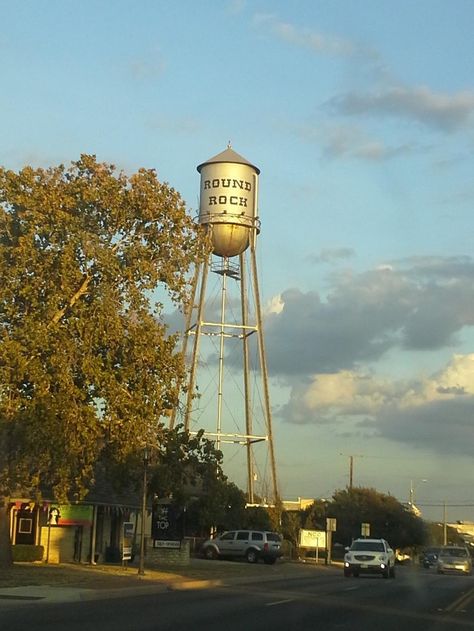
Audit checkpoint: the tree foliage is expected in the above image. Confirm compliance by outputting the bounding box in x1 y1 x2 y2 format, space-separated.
186 480 247 536
0 155 209 504
328 487 428 549
148 426 225 504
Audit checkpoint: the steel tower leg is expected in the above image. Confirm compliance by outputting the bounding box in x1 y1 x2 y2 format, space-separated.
169 262 201 430
184 255 210 431
216 259 229 451
240 252 255 504
179 241 279 506
249 232 279 503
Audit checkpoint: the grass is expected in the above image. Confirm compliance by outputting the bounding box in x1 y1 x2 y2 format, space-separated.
0 562 195 589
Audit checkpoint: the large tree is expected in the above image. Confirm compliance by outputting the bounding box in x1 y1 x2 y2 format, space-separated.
328 487 428 549
0 155 208 566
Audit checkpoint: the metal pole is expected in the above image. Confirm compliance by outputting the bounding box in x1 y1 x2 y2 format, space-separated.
349 456 354 490
443 501 447 545
45 517 51 564
216 261 228 451
240 252 254 504
90 505 97 565
249 232 279 503
184 255 210 430
169 263 201 430
138 450 148 576
326 530 332 565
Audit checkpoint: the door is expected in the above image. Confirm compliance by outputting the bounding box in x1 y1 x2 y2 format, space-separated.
217 531 237 556
15 507 37 545
234 531 251 555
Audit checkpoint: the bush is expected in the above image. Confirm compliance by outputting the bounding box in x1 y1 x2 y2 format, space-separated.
13 544 44 562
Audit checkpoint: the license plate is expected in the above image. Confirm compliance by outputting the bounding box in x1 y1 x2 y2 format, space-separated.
361 564 368 569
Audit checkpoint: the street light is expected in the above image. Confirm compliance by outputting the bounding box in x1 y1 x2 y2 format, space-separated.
138 448 149 576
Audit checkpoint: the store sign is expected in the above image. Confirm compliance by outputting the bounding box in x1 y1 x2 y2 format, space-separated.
299 529 326 549
57 505 93 526
122 521 134 561
153 540 181 549
152 503 179 540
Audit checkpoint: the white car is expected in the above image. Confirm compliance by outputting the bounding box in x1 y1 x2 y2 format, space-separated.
344 538 396 578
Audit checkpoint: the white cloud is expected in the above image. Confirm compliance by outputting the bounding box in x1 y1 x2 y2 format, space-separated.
129 53 166 80
294 122 418 162
264 256 474 376
265 294 284 315
227 0 246 14
252 14 379 61
309 247 356 264
327 86 474 132
278 354 474 457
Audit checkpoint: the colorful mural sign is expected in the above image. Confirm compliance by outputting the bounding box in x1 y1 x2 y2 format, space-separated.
57 505 93 526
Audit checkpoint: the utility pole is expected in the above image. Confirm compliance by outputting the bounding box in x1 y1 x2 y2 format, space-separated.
138 448 148 576
340 454 363 489
443 501 447 545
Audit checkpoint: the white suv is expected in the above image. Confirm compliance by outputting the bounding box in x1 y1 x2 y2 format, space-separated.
344 538 396 578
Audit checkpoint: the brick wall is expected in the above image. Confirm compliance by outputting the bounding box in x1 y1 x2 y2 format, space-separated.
147 539 190 567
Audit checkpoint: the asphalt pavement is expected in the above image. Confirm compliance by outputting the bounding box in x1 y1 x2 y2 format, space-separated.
0 558 341 608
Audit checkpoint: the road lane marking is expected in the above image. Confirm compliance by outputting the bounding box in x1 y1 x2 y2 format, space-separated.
445 586 474 613
266 599 295 607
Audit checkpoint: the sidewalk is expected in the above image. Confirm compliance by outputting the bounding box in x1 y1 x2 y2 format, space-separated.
0 558 339 607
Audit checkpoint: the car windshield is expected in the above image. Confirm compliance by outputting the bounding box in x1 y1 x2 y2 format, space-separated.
351 541 385 552
440 548 468 558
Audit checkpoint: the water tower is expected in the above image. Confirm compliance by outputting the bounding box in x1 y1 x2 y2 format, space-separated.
171 145 278 504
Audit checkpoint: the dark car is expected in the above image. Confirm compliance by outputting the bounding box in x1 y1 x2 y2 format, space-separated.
420 547 440 568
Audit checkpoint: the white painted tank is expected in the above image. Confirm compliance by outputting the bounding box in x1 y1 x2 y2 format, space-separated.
197 146 260 258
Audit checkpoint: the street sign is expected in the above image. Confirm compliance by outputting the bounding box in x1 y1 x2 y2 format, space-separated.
122 521 134 561
326 518 337 532
361 522 370 537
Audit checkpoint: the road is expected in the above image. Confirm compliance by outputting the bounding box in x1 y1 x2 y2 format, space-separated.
2 565 474 630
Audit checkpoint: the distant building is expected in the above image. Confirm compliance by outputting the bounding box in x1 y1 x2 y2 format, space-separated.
448 521 474 550
281 497 316 512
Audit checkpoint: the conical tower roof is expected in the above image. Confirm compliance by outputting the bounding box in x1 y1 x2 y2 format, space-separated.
197 145 260 174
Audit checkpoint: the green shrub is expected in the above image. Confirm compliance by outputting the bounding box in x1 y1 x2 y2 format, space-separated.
13 544 44 562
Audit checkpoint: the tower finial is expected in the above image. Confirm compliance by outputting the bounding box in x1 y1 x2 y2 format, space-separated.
227 140 232 148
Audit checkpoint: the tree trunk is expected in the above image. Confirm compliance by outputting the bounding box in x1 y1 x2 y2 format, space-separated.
0 497 13 567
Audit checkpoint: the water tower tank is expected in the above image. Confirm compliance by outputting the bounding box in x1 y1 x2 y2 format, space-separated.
197 146 260 258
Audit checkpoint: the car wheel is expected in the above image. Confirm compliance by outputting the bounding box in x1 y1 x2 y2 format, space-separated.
390 565 396 578
204 546 217 560
383 565 390 579
246 549 258 564
344 569 351 577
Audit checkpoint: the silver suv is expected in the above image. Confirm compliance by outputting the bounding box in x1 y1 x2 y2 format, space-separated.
202 530 283 564
344 538 396 578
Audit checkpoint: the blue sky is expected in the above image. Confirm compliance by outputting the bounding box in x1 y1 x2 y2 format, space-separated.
2 0 474 522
